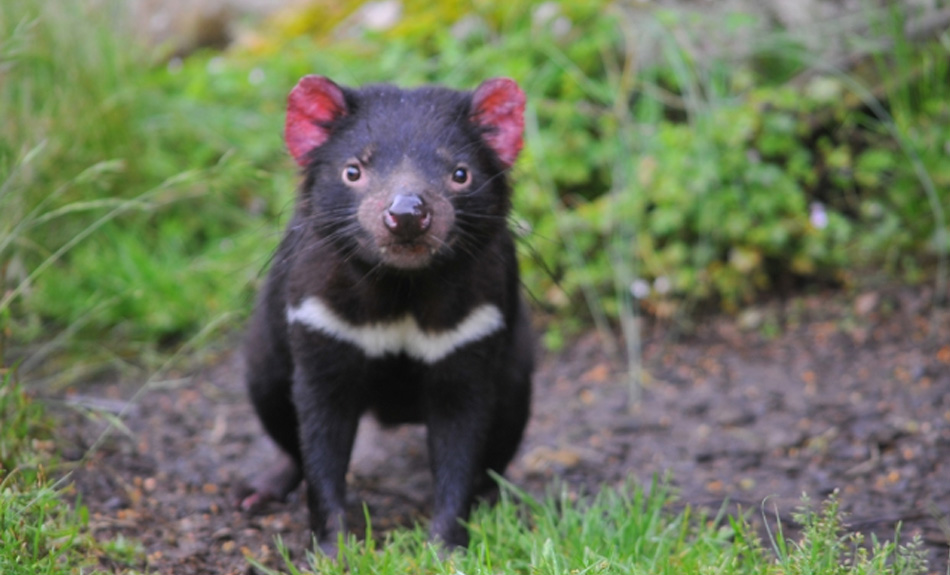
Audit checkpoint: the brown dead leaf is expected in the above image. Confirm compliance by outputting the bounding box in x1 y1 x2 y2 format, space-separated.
581 363 610 383
521 446 583 474
705 480 724 493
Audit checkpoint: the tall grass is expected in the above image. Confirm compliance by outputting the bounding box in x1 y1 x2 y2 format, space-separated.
0 0 284 378
1 0 152 367
869 3 950 309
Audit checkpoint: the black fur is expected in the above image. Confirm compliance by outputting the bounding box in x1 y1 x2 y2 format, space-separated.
240 79 533 551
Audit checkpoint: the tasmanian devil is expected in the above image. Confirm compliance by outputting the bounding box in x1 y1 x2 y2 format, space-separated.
236 75 533 552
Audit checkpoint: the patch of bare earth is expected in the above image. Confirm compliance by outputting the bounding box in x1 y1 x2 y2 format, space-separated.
59 286 950 574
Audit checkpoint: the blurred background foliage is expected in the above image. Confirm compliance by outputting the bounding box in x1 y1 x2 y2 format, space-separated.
1 0 949 380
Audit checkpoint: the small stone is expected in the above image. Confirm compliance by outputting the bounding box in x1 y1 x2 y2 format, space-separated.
854 292 878 316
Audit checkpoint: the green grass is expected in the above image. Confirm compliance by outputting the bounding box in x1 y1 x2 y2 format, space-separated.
247 479 927 575
0 370 144 573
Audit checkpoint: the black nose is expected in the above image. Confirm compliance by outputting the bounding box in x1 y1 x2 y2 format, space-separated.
384 194 431 240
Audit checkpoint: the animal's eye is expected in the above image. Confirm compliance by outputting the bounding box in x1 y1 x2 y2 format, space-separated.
343 164 362 183
451 167 470 185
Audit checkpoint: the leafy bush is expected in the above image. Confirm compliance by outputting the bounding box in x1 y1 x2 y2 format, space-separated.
238 1 949 325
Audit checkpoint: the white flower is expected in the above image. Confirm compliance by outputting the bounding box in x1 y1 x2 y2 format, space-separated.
810 202 828 229
630 279 651 299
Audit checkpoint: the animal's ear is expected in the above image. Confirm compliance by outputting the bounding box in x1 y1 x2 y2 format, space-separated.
285 75 348 166
470 78 525 168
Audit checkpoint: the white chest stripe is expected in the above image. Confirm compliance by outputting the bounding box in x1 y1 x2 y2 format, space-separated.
286 297 505 364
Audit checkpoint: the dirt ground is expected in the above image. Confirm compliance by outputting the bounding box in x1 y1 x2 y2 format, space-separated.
57 285 950 574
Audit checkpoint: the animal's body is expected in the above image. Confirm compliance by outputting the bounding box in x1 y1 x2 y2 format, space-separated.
236 75 533 551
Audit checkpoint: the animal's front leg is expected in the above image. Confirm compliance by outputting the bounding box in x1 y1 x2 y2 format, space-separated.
423 375 494 549
292 366 362 554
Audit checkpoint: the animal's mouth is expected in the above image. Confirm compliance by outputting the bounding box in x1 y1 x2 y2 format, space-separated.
378 240 438 269
381 242 432 256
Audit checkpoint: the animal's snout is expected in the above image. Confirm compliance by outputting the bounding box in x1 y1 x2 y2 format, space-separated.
384 194 432 240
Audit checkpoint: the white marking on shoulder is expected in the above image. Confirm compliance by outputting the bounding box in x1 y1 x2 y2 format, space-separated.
286 297 505 364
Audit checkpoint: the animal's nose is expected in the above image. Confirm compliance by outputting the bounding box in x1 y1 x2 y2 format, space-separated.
383 194 431 240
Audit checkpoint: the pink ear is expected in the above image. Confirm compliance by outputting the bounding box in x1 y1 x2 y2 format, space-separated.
470 78 525 168
285 75 348 166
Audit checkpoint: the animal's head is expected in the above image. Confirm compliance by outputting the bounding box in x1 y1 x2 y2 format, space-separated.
284 76 525 271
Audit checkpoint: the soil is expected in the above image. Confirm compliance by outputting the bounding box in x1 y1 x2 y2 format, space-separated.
57 286 950 574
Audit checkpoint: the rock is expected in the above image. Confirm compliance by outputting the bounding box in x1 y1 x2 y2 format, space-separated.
854 292 879 316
